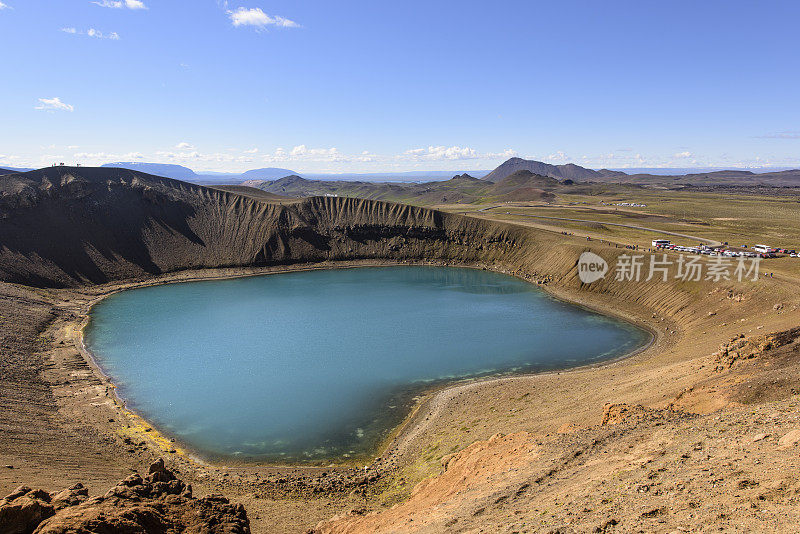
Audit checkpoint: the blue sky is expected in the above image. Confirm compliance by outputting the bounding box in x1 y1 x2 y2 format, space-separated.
1 0 799 173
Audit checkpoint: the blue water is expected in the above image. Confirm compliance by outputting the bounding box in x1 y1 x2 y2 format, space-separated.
85 267 649 461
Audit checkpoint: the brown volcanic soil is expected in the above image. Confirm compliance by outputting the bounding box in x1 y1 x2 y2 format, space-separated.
317 330 800 533
1 167 800 532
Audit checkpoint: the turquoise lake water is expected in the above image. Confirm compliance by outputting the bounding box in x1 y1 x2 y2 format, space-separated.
85 267 649 461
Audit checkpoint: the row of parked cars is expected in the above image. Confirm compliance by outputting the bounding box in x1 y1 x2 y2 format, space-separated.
773 248 799 257
652 240 798 258
741 245 798 258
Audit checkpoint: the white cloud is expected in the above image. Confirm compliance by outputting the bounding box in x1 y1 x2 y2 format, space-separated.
261 145 516 166
228 7 299 29
73 151 145 162
155 149 256 165
570 150 715 169
243 147 259 154
0 2 11 10
62 27 120 39
255 145 354 164
35 97 74 112
0 155 21 168
545 150 569 163
93 0 146 9
429 146 476 160
402 146 517 161
289 145 339 157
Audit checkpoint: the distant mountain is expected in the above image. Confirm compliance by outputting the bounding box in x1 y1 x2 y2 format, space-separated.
482 158 800 187
246 175 311 191
483 158 626 183
243 175 344 197
239 167 302 180
302 170 492 182
89 162 493 185
0 166 34 175
101 162 198 181
449 173 482 182
244 171 563 205
606 167 798 176
100 162 300 184
209 185 292 202
91 159 800 190
492 170 561 191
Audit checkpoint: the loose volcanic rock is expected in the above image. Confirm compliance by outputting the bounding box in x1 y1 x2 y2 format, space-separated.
0 487 58 534
0 460 250 534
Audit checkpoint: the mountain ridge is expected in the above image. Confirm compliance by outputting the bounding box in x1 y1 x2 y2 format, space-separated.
101 162 299 184
0 166 521 287
243 170 562 204
482 157 626 183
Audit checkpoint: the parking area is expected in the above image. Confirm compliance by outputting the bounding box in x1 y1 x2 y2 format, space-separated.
652 240 798 259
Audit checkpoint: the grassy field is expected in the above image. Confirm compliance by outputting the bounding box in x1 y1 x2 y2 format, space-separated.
435 187 800 278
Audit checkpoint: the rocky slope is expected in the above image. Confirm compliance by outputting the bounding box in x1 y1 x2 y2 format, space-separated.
317 328 800 533
0 167 524 287
0 459 250 533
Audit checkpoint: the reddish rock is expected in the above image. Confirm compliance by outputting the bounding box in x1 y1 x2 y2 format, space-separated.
0 487 56 534
0 460 250 534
